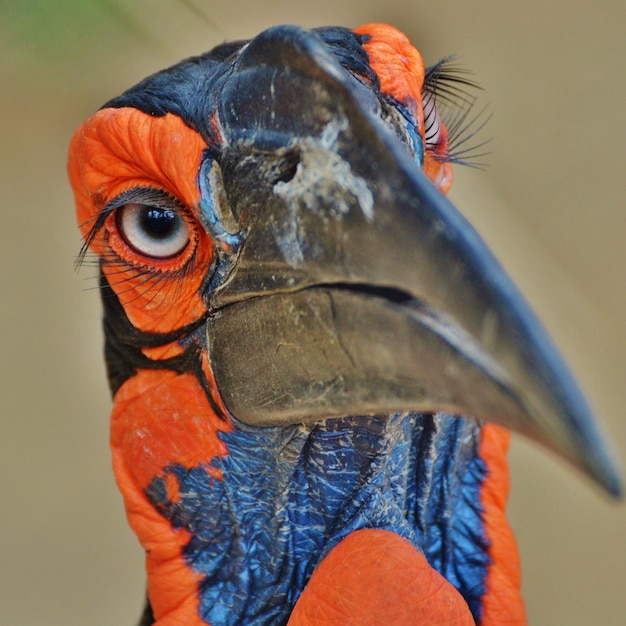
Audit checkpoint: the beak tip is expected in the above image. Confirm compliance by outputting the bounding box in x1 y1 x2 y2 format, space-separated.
570 426 623 498
594 453 623 499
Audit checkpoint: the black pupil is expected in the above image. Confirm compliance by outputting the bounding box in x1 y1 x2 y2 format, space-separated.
141 207 178 239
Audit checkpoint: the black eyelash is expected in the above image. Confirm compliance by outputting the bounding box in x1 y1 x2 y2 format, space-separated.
422 57 492 169
79 247 195 307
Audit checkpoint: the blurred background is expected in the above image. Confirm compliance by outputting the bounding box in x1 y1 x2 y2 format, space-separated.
1 1 624 624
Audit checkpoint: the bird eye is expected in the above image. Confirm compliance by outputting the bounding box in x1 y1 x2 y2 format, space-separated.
422 91 442 149
116 203 190 259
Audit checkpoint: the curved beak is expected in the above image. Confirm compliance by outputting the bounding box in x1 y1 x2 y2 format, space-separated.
202 26 621 496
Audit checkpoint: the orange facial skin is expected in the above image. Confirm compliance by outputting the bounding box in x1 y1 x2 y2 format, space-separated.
69 107 232 623
288 529 476 625
69 107 213 335
478 424 527 625
68 23 524 626
111 369 229 625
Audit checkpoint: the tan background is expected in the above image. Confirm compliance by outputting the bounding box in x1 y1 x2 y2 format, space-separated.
1 1 624 624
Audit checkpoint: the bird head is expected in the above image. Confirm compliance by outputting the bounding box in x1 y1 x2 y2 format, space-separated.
68 23 620 625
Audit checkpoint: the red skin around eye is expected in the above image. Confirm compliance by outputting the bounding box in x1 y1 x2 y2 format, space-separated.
68 107 213 334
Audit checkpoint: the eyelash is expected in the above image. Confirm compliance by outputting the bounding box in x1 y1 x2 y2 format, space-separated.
421 57 492 168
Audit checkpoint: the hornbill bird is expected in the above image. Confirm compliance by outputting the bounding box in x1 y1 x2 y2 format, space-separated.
68 23 621 625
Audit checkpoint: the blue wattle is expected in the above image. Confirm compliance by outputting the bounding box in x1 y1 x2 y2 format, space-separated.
145 412 489 625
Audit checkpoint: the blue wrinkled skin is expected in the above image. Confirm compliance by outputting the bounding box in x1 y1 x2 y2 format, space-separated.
146 412 489 625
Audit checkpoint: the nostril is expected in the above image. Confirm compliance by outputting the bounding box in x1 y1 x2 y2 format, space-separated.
273 150 300 184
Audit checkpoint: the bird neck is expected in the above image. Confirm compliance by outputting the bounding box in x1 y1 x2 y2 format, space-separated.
110 366 511 625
